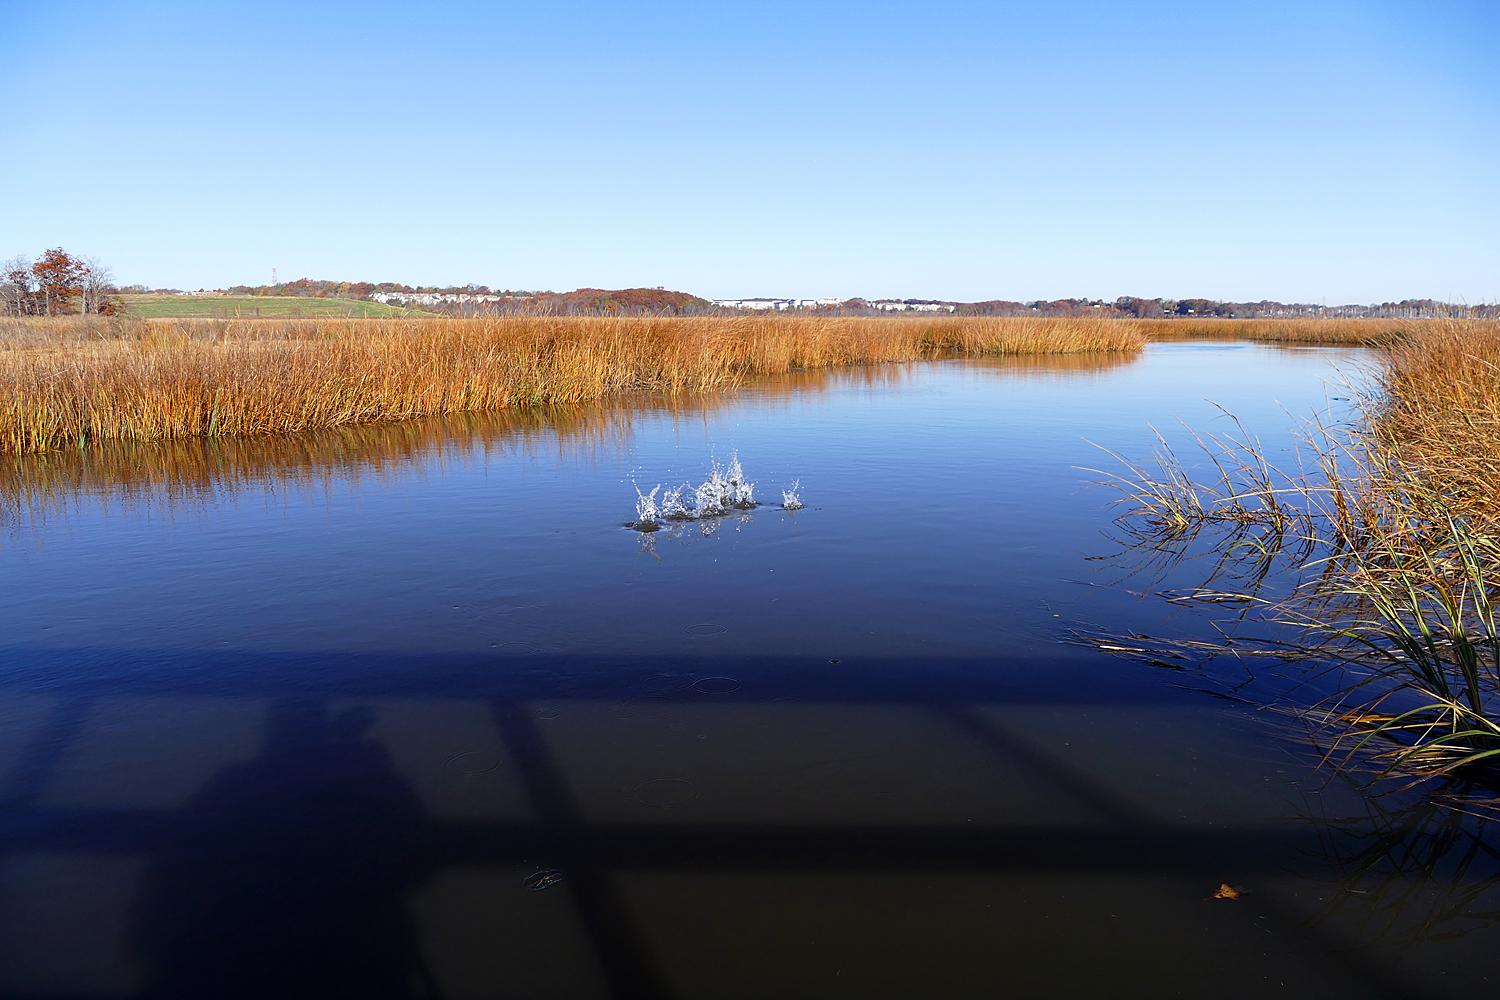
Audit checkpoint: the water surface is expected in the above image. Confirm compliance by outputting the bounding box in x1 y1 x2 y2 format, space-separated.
2 342 1497 999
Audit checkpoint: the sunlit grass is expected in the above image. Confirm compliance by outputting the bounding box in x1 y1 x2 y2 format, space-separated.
0 315 1145 454
1138 317 1417 345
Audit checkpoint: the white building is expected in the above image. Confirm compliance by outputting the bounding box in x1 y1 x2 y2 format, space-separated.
368 291 517 306
712 297 849 311
711 298 795 311
871 300 956 313
712 296 955 313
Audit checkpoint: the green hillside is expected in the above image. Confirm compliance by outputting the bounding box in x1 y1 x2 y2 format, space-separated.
121 294 431 319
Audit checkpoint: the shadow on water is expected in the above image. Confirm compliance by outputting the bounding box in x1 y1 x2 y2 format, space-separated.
128 703 434 999
1 645 1498 998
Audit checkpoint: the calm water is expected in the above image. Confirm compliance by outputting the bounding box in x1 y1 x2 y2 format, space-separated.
2 342 1498 998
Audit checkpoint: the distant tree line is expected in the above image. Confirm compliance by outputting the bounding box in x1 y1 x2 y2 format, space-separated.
2 248 120 316
1099 296 1491 319
219 279 712 316
115 270 1500 321
945 296 1495 319
223 278 516 299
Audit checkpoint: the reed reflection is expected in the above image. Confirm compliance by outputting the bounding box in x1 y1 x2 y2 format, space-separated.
1 353 1143 528
0 403 660 526
1298 773 1500 950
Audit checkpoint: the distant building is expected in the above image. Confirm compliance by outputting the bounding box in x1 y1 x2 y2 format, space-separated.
368 291 518 306
709 296 960 313
711 298 795 311
870 300 955 313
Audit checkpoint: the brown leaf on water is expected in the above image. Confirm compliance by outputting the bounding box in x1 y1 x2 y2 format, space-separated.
1210 883 1244 901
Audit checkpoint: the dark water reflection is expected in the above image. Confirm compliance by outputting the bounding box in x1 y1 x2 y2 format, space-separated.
2 343 1497 998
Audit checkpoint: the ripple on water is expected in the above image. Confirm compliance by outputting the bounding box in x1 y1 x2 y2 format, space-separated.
692 675 741 694
445 751 503 775
685 623 726 637
523 869 566 892
495 640 545 655
632 777 697 812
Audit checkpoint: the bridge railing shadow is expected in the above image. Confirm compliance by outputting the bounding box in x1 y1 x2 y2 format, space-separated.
0 647 1491 999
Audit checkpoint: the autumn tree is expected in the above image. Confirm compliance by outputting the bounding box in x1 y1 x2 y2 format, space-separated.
31 248 86 315
0 249 120 315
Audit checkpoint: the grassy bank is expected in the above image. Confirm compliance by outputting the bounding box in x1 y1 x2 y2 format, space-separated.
1102 318 1500 802
0 315 1144 454
1137 316 1415 344
120 294 431 319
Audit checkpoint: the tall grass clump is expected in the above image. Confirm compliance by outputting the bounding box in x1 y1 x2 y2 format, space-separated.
1371 320 1500 527
1098 319 1500 801
0 315 1145 455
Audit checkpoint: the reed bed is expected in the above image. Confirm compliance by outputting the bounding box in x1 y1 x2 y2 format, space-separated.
1098 319 1500 803
1137 317 1416 345
1372 320 1500 527
0 315 1145 454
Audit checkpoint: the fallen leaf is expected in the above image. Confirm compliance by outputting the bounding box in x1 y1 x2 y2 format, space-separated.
1210 883 1244 901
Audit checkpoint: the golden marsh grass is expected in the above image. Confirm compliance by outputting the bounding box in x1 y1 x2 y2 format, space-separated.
1138 316 1415 345
0 315 1146 454
1373 320 1500 527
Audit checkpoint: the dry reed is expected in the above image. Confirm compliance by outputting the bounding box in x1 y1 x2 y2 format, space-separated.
0 315 1145 454
1137 317 1417 345
1371 320 1500 528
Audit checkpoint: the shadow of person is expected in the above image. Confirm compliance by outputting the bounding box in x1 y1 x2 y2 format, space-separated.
129 702 440 999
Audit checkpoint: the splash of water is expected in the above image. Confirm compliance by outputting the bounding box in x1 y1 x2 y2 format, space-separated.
782 479 805 510
693 465 728 517
660 483 692 520
630 454 783 530
633 482 661 529
726 452 756 508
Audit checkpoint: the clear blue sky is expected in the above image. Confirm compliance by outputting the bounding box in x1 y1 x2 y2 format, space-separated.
4 1 1496 302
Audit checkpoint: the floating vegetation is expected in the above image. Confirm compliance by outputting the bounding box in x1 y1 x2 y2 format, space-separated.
629 452 795 531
